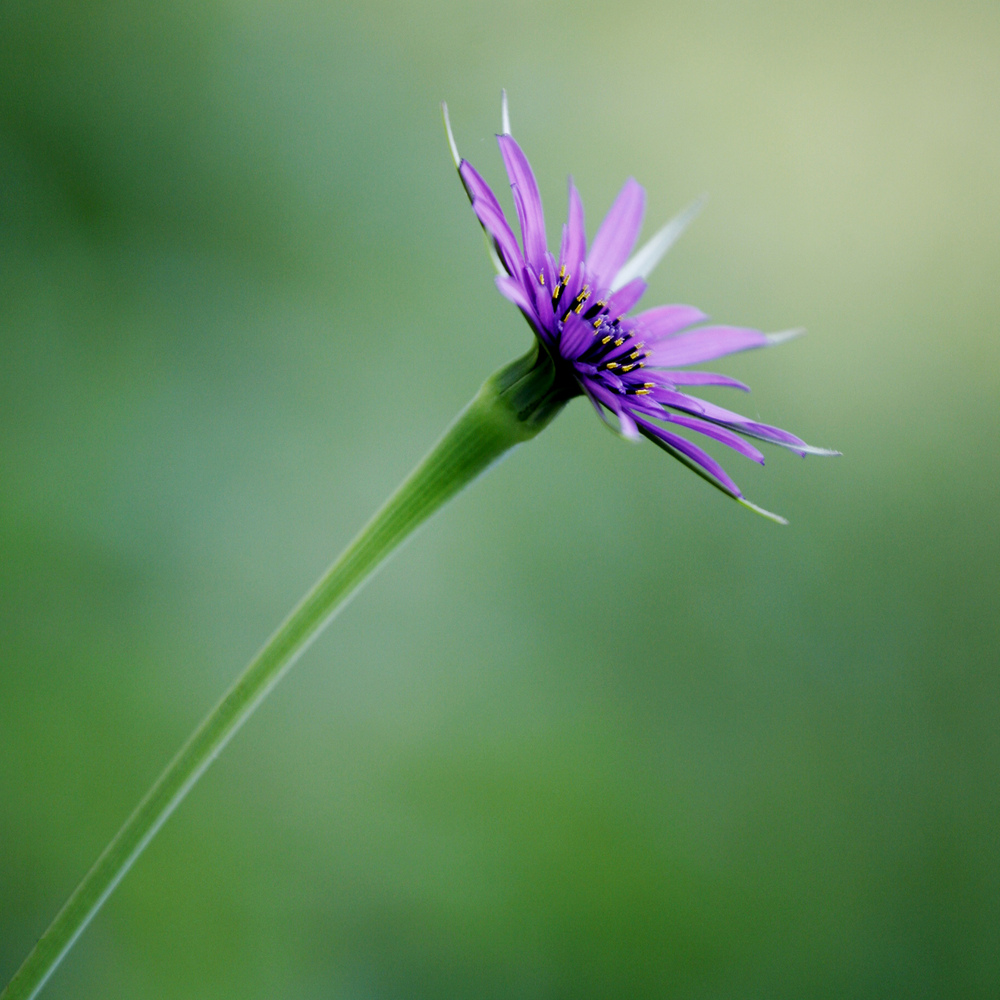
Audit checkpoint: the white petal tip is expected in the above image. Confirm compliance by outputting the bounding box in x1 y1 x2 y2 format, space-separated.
765 327 806 346
796 444 841 457
441 102 461 168
500 89 511 135
610 195 707 291
737 497 789 525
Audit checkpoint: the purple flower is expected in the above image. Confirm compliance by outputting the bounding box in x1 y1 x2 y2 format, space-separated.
444 95 837 523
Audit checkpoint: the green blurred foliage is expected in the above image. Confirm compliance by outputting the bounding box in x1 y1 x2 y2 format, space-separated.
2 0 999 997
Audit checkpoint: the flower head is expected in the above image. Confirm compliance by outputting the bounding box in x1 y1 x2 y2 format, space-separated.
444 94 837 523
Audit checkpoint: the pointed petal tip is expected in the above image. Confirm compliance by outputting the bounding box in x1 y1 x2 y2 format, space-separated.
619 410 641 441
681 192 709 217
796 444 841 457
500 89 511 136
765 327 806 346
441 102 461 168
737 497 789 525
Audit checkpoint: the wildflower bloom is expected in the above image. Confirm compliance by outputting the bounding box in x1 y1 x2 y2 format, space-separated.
443 95 837 522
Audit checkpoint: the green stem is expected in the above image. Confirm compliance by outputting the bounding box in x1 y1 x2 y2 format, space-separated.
2 345 570 1000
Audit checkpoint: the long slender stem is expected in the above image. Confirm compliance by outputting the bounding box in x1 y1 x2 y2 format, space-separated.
2 347 570 1000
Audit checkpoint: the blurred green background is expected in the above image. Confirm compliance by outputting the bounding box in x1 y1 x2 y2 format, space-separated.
2 0 998 997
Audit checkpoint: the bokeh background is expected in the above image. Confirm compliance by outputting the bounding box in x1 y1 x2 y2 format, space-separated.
2 1 998 997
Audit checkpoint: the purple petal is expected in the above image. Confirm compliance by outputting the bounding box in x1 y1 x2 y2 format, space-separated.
583 378 621 414
459 160 504 215
651 389 825 456
652 388 757 425
610 195 706 291
633 304 708 339
560 311 596 360
470 196 524 275
625 394 668 421
586 178 645 292
730 420 830 456
581 381 632 435
596 326 649 364
721 417 838 457
520 263 556 332
559 179 587 272
495 274 538 320
660 390 771 431
645 325 769 367
530 254 558 331
661 413 765 463
598 369 625 393
633 415 742 496
497 134 548 269
652 370 751 391
586 379 665 424
543 251 558 291
584 380 644 439
604 277 647 320
618 408 640 440
560 260 590 320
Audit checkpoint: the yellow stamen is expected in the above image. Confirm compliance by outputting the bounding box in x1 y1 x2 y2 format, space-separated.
572 285 591 313
552 274 568 306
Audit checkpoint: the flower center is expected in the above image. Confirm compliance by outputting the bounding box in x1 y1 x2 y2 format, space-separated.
583 327 653 393
549 270 653 397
